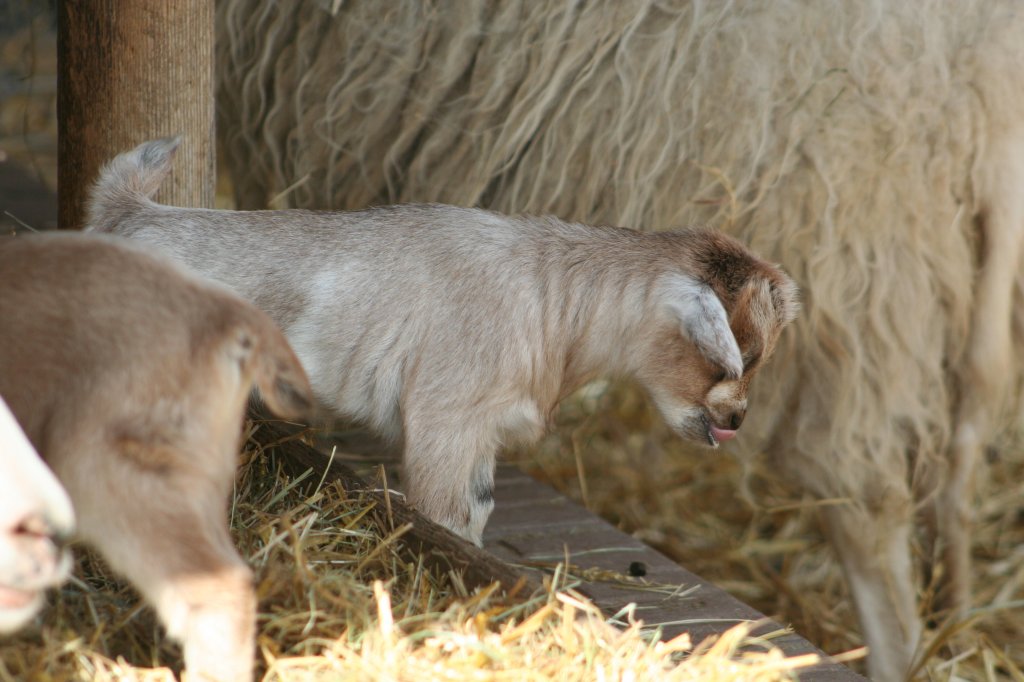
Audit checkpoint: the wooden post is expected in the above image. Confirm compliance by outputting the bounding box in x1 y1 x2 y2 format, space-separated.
58 0 214 230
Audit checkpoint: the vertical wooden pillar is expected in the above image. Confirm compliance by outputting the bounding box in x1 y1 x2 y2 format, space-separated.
58 0 214 230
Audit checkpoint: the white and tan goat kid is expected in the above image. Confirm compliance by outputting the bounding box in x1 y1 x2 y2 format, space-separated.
88 137 799 545
0 232 313 682
0 394 74 635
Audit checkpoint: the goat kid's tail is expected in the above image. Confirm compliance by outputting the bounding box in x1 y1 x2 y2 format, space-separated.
86 136 181 232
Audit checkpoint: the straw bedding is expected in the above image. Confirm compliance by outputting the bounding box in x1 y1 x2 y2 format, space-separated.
0 423 820 681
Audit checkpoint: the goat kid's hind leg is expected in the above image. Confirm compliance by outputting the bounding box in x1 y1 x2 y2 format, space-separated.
822 499 921 682
402 416 497 546
69 465 254 682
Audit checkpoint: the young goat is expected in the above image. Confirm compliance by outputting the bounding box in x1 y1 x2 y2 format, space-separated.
0 232 312 681
0 395 74 635
88 137 799 545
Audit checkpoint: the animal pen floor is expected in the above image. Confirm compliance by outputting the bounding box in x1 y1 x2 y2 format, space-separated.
302 424 865 681
484 465 865 681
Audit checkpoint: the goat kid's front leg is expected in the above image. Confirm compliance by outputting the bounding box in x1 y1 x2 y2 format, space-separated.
402 417 497 546
155 558 255 682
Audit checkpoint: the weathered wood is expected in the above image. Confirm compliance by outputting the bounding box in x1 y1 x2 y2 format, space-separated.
57 0 214 229
484 465 867 681
250 419 537 596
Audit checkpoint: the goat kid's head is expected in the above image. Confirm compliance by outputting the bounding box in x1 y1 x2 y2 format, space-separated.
637 247 799 448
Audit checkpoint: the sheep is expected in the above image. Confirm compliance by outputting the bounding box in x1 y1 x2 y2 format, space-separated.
0 394 74 635
0 232 313 682
212 2 1024 679
86 136 799 547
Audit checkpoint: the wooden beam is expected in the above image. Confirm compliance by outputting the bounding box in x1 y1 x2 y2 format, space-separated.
484 465 868 681
57 0 214 229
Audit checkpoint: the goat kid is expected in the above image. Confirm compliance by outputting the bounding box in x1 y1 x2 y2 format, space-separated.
0 232 313 682
0 394 74 635
88 137 799 545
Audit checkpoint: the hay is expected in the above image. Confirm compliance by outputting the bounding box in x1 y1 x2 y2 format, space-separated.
0 422 824 681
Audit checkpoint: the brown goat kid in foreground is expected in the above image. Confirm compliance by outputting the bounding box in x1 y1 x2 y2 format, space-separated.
0 233 313 682
88 137 799 545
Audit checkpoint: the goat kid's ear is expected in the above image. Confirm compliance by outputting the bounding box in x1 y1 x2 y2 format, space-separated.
226 323 314 421
737 275 800 339
772 271 801 327
660 274 743 379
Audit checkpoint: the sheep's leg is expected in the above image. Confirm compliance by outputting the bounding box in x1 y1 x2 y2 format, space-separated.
934 415 983 618
934 126 1024 616
821 501 920 682
68 465 253 682
402 415 497 546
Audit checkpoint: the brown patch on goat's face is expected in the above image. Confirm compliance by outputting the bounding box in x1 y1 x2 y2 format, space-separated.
687 230 766 298
685 229 800 325
637 326 725 444
114 436 179 475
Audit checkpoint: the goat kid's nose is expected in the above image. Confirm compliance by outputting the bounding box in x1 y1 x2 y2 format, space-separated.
729 409 746 430
16 512 72 549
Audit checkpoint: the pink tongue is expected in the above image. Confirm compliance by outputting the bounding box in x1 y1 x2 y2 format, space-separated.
710 426 738 443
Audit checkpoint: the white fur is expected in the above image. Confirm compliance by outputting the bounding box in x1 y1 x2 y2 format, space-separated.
0 396 73 635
